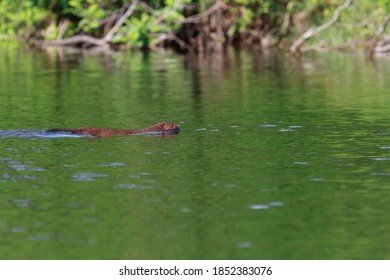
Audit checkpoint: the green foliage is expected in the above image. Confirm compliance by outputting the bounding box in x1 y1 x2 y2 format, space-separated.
114 12 152 48
380 0 390 12
66 0 107 33
227 0 287 39
0 1 49 38
112 0 189 48
1 0 390 50
303 0 390 48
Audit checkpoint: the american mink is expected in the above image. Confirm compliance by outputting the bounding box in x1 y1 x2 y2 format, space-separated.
47 122 180 137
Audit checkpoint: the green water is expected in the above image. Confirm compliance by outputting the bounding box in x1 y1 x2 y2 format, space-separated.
0 45 389 259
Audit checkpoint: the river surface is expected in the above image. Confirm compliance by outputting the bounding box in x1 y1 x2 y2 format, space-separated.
0 45 389 259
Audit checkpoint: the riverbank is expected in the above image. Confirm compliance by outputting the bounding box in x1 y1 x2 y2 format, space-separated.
1 0 389 55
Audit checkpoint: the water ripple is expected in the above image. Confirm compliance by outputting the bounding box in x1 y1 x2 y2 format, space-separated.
269 202 284 207
179 208 192 213
98 162 126 167
250 201 284 210
309 178 324 181
279 128 294 132
259 124 277 127
250 204 269 210
10 199 31 208
28 235 51 241
371 173 390 176
288 125 304 129
113 184 154 190
11 226 26 233
237 241 252 248
71 172 107 182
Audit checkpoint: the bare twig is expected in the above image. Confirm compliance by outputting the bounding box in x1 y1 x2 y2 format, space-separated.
182 1 226 24
375 14 390 37
152 33 189 50
43 35 108 47
57 19 69 40
290 0 353 53
375 44 390 53
380 35 390 45
374 18 390 54
100 4 128 31
40 1 138 51
138 1 154 14
368 14 390 56
104 0 138 42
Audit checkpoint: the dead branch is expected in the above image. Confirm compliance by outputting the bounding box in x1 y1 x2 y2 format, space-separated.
370 14 390 55
57 19 69 40
375 44 390 54
40 1 138 50
290 0 353 53
375 14 390 37
152 34 190 51
104 0 138 42
182 1 226 24
138 1 154 14
375 31 390 54
380 35 390 45
100 4 128 33
42 35 109 48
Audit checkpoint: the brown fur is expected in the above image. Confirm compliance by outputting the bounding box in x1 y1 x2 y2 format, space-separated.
47 122 180 137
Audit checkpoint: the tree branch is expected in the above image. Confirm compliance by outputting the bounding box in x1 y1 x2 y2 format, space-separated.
57 19 69 40
38 1 139 51
375 14 390 37
42 35 108 48
368 14 390 56
375 44 390 54
104 0 138 42
152 33 189 50
182 1 226 24
290 0 353 53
